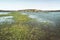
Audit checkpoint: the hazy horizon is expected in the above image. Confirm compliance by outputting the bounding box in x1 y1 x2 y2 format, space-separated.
0 0 60 10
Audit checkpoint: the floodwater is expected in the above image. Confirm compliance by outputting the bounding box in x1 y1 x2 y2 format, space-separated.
0 12 60 27
22 12 60 27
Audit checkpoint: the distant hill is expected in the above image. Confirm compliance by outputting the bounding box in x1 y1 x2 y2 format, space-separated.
43 10 60 12
0 9 42 12
0 10 17 12
18 9 42 12
0 9 60 12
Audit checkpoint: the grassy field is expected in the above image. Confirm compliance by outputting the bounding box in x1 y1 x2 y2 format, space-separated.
0 12 60 40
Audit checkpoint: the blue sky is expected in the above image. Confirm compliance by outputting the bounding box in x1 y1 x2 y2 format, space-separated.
0 0 60 10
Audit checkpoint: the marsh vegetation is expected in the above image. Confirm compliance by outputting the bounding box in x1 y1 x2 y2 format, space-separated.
0 12 60 40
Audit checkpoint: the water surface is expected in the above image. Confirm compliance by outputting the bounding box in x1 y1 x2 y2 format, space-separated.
22 12 60 27
0 12 60 27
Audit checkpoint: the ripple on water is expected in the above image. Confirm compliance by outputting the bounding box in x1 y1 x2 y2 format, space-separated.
29 15 37 18
0 12 10 14
21 13 27 15
0 16 14 24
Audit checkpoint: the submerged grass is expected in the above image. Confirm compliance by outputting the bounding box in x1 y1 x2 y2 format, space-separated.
0 12 60 40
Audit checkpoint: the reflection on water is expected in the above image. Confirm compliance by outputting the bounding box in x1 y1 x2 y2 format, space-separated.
29 15 37 18
0 12 60 26
0 16 14 24
22 13 27 15
0 12 10 14
22 12 60 27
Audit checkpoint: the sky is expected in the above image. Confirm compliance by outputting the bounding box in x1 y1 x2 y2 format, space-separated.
0 0 60 10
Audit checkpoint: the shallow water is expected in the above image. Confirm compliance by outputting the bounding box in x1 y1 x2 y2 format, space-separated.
0 12 10 14
0 12 60 26
0 16 14 24
22 12 60 27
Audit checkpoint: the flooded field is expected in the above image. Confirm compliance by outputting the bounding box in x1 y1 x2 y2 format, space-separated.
0 12 60 40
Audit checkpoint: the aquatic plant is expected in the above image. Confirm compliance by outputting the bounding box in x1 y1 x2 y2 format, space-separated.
0 12 60 40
